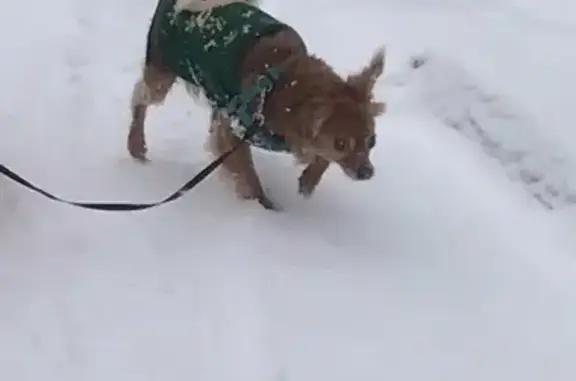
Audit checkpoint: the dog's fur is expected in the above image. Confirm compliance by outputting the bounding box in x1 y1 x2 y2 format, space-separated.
128 0 386 210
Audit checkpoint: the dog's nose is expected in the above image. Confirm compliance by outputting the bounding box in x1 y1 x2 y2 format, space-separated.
355 164 374 180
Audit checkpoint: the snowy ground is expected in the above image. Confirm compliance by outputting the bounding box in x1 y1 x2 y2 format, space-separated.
1 0 576 380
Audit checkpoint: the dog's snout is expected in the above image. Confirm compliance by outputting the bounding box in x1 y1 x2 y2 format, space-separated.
355 164 374 180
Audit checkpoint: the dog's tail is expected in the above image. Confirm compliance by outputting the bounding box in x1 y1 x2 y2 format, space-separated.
144 28 153 66
144 3 161 66
145 0 173 65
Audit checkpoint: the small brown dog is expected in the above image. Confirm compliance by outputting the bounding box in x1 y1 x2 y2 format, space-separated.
128 0 386 210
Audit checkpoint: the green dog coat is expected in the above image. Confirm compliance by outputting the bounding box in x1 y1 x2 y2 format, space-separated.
152 1 290 151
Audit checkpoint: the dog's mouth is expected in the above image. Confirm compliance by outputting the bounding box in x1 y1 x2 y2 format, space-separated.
341 162 374 181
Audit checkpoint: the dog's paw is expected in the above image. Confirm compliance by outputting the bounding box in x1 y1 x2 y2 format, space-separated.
127 132 149 162
298 177 316 199
257 195 282 211
240 190 282 211
298 157 329 199
130 151 149 163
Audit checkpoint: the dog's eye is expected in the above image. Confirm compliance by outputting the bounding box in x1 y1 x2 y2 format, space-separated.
366 135 376 148
334 138 347 151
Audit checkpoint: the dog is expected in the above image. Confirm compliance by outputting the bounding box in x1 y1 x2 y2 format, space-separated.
127 0 386 210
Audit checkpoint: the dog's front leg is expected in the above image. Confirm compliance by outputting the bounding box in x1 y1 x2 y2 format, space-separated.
209 114 280 210
298 155 330 198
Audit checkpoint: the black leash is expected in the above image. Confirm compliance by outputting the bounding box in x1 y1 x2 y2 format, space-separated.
0 64 282 212
0 140 243 212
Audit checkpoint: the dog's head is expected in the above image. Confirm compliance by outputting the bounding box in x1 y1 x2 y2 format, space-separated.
307 48 386 181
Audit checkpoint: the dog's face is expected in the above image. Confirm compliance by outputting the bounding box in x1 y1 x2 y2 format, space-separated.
308 48 386 181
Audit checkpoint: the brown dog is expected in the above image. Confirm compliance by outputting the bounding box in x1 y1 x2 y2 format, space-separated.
127 0 386 210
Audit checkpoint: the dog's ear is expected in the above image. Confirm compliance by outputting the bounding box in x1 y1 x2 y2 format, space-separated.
370 101 386 117
347 47 385 98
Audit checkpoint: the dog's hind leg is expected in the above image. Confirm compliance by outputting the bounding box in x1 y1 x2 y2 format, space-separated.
209 113 279 210
128 63 176 161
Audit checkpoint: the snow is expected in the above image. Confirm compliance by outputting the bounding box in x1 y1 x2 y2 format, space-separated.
1 0 576 380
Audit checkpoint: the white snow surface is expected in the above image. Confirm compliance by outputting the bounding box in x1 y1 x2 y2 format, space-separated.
1 0 576 380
